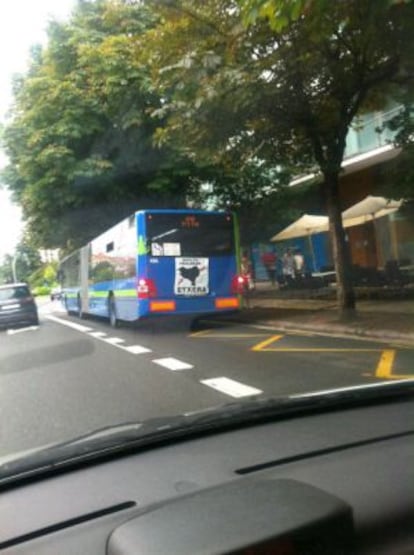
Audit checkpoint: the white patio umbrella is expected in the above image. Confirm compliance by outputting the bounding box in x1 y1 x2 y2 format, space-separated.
270 214 329 271
342 195 403 261
342 195 402 228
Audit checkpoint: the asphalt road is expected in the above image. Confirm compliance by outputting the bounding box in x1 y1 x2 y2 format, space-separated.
0 299 413 458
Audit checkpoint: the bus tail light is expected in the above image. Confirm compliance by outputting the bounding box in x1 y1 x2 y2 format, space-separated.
231 275 246 294
137 278 157 299
215 297 239 309
150 301 176 312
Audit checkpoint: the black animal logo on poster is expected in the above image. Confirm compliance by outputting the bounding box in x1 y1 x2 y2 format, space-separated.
175 258 208 295
179 265 201 286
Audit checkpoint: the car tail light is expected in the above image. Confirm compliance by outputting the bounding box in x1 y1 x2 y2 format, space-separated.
137 278 157 299
231 275 246 294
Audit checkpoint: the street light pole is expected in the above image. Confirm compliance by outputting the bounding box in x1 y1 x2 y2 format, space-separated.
11 253 29 283
11 256 17 283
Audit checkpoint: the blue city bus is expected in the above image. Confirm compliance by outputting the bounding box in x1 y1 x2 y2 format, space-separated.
60 209 242 326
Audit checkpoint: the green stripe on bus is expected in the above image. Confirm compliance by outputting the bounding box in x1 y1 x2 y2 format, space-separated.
137 235 148 255
89 289 136 298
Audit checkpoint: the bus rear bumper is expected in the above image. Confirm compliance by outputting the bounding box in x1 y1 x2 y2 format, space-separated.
139 297 240 318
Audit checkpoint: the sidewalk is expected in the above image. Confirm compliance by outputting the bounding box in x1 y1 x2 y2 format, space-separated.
230 281 414 344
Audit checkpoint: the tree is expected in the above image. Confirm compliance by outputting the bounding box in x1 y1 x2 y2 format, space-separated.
14 236 43 283
2 0 197 249
43 263 58 285
380 96 414 199
0 255 14 284
0 235 43 284
145 0 414 317
187 159 302 244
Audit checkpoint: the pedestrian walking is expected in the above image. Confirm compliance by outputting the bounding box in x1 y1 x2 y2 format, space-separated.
282 248 295 284
261 249 277 286
294 248 305 278
240 251 255 306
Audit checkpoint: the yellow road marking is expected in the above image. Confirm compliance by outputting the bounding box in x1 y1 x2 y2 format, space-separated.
373 349 412 379
251 335 284 351
376 350 397 379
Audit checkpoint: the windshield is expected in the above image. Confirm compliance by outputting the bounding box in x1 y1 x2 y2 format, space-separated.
0 0 413 477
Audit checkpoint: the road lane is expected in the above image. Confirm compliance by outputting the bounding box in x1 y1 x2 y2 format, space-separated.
44 305 414 395
44 301 414 386
45 302 414 391
1 301 413 458
0 314 227 457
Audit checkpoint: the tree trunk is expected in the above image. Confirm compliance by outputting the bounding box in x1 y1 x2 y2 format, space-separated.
322 171 356 319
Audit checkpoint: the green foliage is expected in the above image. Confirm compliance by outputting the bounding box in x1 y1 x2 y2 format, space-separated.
27 260 59 289
238 0 413 31
43 263 58 285
147 0 414 178
14 236 43 283
90 261 115 282
2 0 414 311
2 0 195 249
0 255 14 284
380 97 414 199
0 235 43 285
144 0 414 311
32 285 52 297
237 0 321 30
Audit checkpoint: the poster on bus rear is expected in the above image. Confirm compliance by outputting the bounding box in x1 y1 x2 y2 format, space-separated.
174 258 209 296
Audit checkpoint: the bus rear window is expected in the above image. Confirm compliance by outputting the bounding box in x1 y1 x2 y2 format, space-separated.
146 213 234 257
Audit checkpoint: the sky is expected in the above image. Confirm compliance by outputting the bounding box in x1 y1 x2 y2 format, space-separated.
0 0 76 259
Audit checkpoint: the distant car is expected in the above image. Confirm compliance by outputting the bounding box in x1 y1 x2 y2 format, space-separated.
50 287 62 301
0 283 39 328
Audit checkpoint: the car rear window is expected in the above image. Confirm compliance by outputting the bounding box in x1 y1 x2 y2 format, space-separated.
0 286 31 301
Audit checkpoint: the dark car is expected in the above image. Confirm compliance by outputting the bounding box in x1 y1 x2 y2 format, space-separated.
50 287 62 301
0 283 39 328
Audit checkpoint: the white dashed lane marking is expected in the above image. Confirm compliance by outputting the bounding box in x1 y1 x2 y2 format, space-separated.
103 337 125 345
46 315 93 333
7 326 39 335
45 315 151 355
153 358 194 371
201 377 263 398
124 345 152 354
45 315 264 399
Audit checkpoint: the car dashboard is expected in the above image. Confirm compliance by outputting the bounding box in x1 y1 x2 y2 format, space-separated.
0 393 413 555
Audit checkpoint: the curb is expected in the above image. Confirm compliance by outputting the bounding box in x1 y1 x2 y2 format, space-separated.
216 314 414 345
253 320 414 345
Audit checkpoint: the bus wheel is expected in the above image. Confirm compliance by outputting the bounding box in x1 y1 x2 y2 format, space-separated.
108 297 118 328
